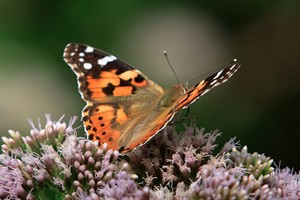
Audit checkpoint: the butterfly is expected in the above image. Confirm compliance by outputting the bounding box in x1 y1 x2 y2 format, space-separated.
63 43 240 153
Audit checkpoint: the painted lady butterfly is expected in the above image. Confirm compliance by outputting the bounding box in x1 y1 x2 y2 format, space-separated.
63 43 240 153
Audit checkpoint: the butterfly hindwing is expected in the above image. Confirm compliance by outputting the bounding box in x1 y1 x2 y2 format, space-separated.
82 102 128 150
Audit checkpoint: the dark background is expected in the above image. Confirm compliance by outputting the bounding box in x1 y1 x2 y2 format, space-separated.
1 1 299 169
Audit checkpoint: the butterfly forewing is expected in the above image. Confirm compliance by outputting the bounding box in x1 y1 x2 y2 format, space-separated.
176 59 240 110
63 43 150 101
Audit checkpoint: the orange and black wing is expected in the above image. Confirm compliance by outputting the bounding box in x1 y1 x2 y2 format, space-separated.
63 43 149 102
176 59 241 111
63 43 159 150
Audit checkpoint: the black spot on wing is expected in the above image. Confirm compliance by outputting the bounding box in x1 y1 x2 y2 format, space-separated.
88 134 94 140
101 80 137 96
134 74 145 83
102 83 115 96
82 115 89 122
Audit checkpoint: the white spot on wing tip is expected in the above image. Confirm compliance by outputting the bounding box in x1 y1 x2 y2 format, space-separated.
98 59 106 66
210 79 218 86
229 64 237 70
83 63 92 69
97 55 117 66
214 69 224 79
85 46 94 53
226 71 232 75
79 52 85 57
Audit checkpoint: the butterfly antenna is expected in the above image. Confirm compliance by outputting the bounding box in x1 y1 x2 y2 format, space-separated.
164 51 180 84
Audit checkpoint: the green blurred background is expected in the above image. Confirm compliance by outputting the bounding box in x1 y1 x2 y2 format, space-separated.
1 1 299 169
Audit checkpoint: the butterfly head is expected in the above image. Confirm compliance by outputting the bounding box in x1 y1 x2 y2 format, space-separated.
158 84 186 108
